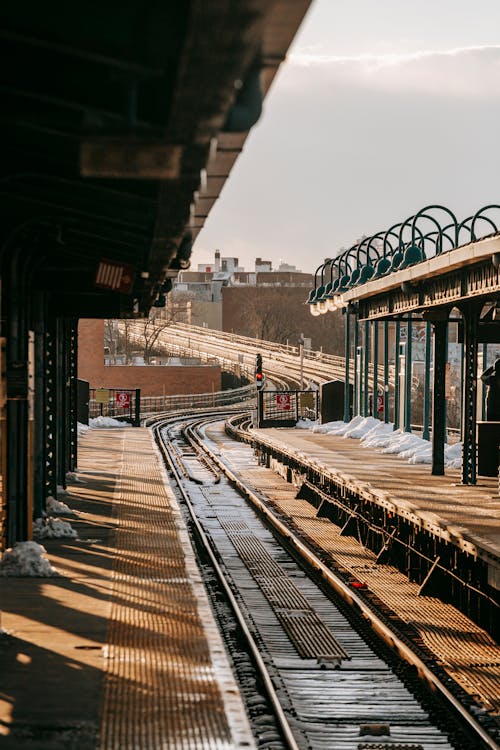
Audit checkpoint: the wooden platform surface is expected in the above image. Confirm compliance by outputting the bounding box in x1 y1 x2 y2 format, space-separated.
0 428 254 749
251 427 500 565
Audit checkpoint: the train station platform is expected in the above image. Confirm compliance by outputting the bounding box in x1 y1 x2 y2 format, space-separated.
250 427 500 569
0 428 254 749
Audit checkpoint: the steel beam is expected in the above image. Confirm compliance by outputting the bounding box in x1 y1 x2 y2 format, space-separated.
460 302 482 485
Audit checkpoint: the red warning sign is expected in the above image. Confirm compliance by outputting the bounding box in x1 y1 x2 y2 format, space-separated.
276 394 291 411
115 391 131 408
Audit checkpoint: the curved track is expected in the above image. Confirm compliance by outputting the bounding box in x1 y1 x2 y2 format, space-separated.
148 410 498 750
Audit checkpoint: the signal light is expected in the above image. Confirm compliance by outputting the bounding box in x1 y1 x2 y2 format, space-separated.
256 372 263 389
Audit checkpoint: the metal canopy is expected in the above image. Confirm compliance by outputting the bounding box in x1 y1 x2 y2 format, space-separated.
0 0 312 318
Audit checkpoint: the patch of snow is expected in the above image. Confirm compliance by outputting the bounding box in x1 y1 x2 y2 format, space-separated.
89 416 132 428
66 471 85 484
77 422 90 437
343 416 381 439
298 416 463 468
296 418 318 430
445 441 463 469
57 484 69 496
46 495 77 516
0 541 58 577
360 421 395 448
34 517 77 539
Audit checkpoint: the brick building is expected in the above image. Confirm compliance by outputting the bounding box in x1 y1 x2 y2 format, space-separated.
78 320 221 397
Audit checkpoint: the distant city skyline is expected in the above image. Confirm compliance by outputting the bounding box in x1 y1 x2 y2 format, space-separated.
192 0 500 273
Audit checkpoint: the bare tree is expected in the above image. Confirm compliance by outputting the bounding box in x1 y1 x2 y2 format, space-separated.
104 293 192 364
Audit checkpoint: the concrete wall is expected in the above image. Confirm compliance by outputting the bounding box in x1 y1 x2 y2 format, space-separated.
191 300 222 329
78 319 221 396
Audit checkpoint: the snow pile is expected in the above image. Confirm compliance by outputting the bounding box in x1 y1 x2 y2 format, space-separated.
66 471 84 484
360 420 396 448
299 416 463 468
0 541 58 577
34 517 77 539
77 422 90 437
445 441 463 469
89 416 132 428
47 495 77 516
296 418 318 430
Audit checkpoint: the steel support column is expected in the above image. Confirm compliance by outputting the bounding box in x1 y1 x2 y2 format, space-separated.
363 320 370 416
343 308 351 422
383 321 389 423
33 292 47 520
394 321 401 428
373 321 379 418
423 321 431 441
353 311 359 416
2 255 29 544
68 320 78 473
404 314 412 432
460 302 481 485
431 317 448 475
44 315 58 501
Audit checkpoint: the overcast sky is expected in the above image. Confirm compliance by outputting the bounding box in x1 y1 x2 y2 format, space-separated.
192 0 500 273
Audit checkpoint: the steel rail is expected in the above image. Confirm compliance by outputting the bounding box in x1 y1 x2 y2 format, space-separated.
190 416 500 750
152 415 302 750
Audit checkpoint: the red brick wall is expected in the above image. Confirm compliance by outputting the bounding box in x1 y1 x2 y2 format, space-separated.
78 319 221 396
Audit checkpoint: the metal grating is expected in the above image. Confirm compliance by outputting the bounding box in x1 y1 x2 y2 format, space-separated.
218 521 349 661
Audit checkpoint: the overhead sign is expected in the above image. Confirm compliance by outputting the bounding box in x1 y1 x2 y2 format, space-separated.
95 388 110 403
95 259 136 294
115 391 131 408
276 393 291 410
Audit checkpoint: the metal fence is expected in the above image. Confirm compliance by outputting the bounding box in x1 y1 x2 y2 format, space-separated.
88 383 256 423
257 389 319 428
89 388 139 424
139 383 256 416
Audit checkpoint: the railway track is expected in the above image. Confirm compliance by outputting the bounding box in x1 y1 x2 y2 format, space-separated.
119 320 394 391
148 409 498 750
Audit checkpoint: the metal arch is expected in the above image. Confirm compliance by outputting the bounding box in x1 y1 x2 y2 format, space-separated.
458 213 498 244
408 204 459 250
469 204 500 241
398 212 438 255
308 261 327 300
356 234 382 264
417 226 457 256
362 230 392 260
382 221 406 257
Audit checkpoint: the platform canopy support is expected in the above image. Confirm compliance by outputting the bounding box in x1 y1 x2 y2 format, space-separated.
459 301 482 485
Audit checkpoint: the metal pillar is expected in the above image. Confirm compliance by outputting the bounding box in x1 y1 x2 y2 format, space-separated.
423 321 431 441
33 292 47 520
353 312 359 416
363 320 370 416
3 256 29 544
460 302 481 485
68 320 78 472
404 314 412 432
431 318 448 475
44 315 58 501
383 321 389 423
394 321 401 429
373 321 379 418
56 320 67 488
343 308 351 422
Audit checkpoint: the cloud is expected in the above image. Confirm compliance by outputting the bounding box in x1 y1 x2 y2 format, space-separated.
286 45 500 97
